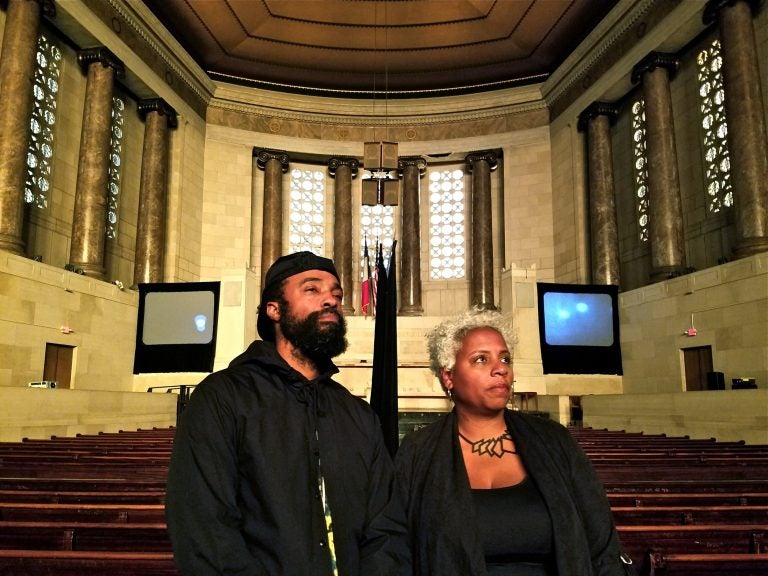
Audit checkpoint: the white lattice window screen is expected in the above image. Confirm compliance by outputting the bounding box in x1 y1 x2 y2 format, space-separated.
105 97 125 239
359 204 395 275
288 167 326 254
428 168 466 279
631 100 650 243
697 39 733 214
24 34 61 210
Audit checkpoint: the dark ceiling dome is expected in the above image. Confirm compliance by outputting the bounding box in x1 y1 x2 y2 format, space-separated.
141 0 619 98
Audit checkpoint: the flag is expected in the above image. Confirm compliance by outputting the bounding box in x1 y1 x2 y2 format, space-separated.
369 241 399 457
361 237 374 318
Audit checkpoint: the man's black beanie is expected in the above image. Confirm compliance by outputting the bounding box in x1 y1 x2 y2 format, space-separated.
256 251 340 342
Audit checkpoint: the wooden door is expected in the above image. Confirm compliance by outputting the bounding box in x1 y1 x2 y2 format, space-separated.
682 346 713 391
43 343 74 389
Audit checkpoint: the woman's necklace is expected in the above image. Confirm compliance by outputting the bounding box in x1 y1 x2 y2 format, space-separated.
458 430 517 458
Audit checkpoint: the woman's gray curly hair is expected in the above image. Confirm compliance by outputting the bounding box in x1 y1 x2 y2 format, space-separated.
426 308 515 382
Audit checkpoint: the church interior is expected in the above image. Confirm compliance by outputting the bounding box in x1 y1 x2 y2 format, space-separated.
0 0 766 443
0 0 767 573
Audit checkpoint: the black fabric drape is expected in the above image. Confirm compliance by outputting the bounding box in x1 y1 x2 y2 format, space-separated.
370 241 399 457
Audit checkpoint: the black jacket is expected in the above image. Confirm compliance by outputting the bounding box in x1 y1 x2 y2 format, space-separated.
165 341 410 575
394 410 627 576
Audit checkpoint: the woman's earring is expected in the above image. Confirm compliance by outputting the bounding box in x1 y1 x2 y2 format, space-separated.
446 389 454 402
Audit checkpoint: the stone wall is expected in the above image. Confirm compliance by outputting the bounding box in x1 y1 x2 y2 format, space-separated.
0 386 177 442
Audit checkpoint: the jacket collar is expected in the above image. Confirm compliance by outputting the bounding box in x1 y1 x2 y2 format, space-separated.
229 339 339 383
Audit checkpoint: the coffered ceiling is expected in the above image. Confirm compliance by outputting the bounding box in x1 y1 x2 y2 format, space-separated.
140 0 620 97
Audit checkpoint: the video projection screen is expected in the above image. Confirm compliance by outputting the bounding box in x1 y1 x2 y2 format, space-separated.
536 282 623 375
133 282 220 373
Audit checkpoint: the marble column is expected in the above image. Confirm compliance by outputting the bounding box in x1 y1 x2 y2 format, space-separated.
704 0 768 258
249 155 261 273
398 156 427 315
631 53 687 282
328 156 359 315
578 102 621 287
132 99 178 287
69 47 124 279
256 149 289 284
466 151 498 310
0 0 48 254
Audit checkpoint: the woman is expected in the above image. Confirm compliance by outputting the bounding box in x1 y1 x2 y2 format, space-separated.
394 309 631 576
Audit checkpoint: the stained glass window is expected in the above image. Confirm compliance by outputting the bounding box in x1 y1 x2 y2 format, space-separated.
360 203 395 273
25 34 61 209
106 97 125 239
697 38 732 213
631 100 650 243
289 167 326 254
428 168 466 279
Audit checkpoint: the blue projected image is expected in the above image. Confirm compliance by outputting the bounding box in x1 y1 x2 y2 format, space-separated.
543 292 614 346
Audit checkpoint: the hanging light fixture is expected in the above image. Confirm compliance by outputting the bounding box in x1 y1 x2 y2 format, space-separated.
362 2 398 206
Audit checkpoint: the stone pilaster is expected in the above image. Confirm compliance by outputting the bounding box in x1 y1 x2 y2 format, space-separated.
466 150 498 310
328 156 359 314
69 47 124 279
133 98 178 287
578 102 621 287
632 52 687 282
398 156 427 315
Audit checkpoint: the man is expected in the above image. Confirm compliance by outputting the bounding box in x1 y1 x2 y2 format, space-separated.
166 252 410 575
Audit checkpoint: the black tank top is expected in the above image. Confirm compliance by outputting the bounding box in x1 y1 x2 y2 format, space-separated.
471 476 557 575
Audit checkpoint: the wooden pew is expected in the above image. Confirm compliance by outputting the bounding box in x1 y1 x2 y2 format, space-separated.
0 502 166 523
0 478 167 492
0 549 177 575
617 524 767 561
611 505 768 526
0 430 178 572
607 492 768 507
641 551 768 575
0 489 166 504
593 455 768 466
0 520 171 552
602 479 768 494
0 464 168 481
0 453 171 465
596 464 768 481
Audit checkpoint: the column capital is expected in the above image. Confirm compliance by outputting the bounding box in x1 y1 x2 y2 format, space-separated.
328 156 360 178
703 0 763 25
77 47 125 79
577 101 620 132
465 150 498 173
255 148 290 172
398 156 427 176
631 52 679 85
138 98 178 129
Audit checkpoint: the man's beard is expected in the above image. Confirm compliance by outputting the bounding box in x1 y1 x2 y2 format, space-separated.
278 300 348 361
